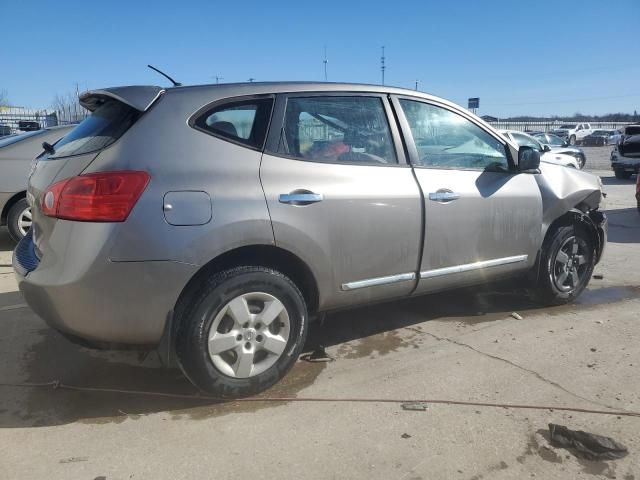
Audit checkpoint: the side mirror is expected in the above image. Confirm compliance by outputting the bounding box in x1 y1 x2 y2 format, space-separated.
518 146 540 171
543 144 551 152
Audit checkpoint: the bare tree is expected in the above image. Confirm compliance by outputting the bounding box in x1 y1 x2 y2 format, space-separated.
51 90 87 124
0 89 8 107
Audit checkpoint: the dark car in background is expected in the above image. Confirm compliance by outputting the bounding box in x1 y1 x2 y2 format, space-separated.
636 173 640 212
611 125 640 179
583 129 616 146
531 132 586 168
0 125 75 241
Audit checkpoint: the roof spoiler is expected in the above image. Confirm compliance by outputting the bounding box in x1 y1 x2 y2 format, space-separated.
79 85 165 112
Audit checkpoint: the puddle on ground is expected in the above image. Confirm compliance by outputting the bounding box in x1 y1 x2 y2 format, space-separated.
2 283 638 427
335 330 411 359
0 327 326 427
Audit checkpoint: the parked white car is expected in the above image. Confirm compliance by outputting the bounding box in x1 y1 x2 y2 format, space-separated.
502 131 581 169
551 123 593 145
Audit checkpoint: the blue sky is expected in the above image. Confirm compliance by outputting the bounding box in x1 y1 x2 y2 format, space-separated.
4 0 639 117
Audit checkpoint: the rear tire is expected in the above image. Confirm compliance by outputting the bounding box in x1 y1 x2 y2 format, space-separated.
534 225 595 305
175 266 308 398
7 198 31 243
614 169 632 180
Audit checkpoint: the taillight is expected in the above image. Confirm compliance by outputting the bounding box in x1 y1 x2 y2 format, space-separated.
41 171 150 222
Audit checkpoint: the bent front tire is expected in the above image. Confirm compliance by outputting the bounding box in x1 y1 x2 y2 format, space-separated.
175 266 308 398
535 225 595 305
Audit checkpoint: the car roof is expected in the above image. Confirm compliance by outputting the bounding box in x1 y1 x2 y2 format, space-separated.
81 81 463 113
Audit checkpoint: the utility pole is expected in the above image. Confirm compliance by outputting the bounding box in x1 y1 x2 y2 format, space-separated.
212 75 223 84
323 46 328 82
380 46 386 86
415 79 419 91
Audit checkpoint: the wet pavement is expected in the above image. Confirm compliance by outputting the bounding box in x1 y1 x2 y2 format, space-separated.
1 162 639 479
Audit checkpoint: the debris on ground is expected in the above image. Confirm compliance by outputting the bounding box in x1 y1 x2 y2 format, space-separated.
511 312 523 320
401 433 412 439
401 402 429 411
548 423 628 460
300 346 334 363
593 274 604 280
590 347 597 352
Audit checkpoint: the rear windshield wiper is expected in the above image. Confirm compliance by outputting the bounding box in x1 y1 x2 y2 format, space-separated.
42 141 55 155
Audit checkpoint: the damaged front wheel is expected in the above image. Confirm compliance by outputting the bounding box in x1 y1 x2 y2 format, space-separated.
535 225 595 305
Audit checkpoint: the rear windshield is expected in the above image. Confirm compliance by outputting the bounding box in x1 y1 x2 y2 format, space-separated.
49 99 140 159
625 127 640 136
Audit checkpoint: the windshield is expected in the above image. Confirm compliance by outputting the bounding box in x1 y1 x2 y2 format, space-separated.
558 124 577 129
593 130 609 135
0 129 45 148
49 99 140 158
512 132 543 151
544 134 565 146
625 127 640 136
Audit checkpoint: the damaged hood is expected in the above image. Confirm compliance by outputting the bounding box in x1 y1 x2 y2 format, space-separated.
79 85 165 112
536 163 603 229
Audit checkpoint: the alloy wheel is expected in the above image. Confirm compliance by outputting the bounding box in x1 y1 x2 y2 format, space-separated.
552 236 589 293
17 207 32 237
207 292 290 378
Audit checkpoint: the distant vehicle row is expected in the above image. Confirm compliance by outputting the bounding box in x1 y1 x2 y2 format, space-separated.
502 131 585 169
548 123 626 146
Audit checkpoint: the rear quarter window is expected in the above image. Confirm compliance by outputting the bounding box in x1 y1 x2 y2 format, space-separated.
192 97 274 150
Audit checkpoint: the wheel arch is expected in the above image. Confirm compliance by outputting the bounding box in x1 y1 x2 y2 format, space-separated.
533 208 603 283
1 191 26 225
175 244 320 318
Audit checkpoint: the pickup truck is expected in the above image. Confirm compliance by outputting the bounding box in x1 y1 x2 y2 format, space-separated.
551 123 593 145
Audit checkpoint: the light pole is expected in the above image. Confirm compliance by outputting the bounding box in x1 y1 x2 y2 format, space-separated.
323 46 328 82
380 46 386 86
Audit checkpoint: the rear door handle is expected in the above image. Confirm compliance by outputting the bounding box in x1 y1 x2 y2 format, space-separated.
428 190 461 202
279 192 324 205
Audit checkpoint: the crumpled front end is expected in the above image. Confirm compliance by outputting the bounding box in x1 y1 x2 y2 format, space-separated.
536 163 607 263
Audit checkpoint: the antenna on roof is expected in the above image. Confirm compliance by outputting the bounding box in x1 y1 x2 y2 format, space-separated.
147 64 182 87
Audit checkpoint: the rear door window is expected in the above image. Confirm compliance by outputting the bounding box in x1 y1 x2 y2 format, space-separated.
193 98 274 149
48 99 140 159
279 96 397 165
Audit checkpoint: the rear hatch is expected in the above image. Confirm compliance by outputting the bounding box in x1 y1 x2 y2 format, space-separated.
620 126 640 158
27 86 163 256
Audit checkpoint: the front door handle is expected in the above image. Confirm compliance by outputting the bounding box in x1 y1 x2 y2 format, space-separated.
428 190 461 203
279 191 324 206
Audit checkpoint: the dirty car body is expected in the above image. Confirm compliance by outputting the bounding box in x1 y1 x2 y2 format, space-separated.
13 82 607 397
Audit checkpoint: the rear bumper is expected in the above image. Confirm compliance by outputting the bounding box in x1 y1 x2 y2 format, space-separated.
611 162 640 173
13 231 198 345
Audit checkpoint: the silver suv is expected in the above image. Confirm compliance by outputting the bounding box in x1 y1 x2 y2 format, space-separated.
13 83 607 398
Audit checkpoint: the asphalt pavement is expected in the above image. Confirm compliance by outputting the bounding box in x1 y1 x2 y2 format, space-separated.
1 146 639 479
